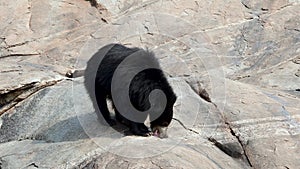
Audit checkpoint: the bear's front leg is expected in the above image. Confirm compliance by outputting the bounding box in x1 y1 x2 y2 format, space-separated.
130 122 152 136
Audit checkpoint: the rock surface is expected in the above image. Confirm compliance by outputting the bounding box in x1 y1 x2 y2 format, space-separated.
0 0 299 168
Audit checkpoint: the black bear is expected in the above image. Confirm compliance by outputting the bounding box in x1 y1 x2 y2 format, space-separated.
91 43 176 137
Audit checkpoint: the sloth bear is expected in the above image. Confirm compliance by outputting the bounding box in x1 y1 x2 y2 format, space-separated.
93 44 176 138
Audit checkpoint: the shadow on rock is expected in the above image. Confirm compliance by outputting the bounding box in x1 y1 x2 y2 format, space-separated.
34 116 89 142
34 112 129 143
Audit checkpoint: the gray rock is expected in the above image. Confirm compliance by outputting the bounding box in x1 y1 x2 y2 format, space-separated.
0 78 246 168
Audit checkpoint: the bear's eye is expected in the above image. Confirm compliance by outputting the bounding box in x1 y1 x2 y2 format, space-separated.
162 122 169 126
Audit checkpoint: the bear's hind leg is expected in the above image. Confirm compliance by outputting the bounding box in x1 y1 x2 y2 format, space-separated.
96 92 116 126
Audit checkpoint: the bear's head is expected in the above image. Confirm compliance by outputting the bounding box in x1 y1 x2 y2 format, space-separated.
151 91 176 138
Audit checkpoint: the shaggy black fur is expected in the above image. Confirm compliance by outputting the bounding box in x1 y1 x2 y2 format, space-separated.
93 44 176 136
